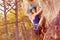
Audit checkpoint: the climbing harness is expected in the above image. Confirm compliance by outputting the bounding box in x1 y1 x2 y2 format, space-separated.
33 24 39 30
33 24 42 35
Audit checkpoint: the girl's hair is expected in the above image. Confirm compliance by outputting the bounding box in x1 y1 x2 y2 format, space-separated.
31 7 37 14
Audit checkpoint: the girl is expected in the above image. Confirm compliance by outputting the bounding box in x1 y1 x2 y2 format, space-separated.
29 5 46 35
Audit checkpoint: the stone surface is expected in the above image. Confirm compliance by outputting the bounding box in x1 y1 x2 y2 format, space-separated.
40 0 60 40
43 11 60 40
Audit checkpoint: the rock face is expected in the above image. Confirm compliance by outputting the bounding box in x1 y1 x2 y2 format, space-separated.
40 0 60 40
43 11 60 40
40 0 60 24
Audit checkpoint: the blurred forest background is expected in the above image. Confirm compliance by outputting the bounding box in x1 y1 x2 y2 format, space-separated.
0 0 39 40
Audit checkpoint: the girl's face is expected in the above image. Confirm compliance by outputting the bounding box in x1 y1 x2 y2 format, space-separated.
32 8 36 14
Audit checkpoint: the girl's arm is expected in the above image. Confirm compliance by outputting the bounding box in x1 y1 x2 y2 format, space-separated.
34 8 43 16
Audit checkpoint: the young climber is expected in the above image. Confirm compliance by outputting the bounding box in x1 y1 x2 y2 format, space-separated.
29 5 46 35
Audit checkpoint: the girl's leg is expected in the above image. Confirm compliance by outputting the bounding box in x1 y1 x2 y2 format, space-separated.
39 16 46 28
38 16 46 40
39 16 46 33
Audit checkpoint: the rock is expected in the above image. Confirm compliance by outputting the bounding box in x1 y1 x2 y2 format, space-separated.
43 11 60 40
40 0 60 40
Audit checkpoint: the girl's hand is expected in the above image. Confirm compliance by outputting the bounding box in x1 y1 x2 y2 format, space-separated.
37 7 43 15
37 6 41 11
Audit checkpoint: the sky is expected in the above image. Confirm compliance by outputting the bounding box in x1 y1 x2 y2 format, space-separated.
0 0 4 14
0 0 15 16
